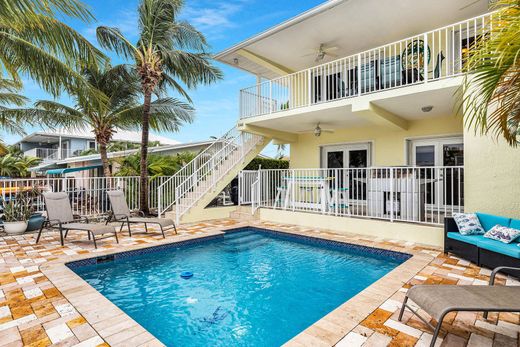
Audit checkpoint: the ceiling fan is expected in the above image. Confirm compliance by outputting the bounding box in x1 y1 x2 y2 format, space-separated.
297 123 334 137
302 44 339 62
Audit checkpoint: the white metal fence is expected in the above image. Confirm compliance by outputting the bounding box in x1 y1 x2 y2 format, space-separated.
239 12 493 119
241 167 464 225
238 170 258 205
0 176 169 218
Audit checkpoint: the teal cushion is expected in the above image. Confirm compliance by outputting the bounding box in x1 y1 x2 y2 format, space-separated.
476 212 511 232
447 232 486 246
476 238 520 259
509 218 520 230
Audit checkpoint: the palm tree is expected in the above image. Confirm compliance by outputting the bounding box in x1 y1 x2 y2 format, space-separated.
1 0 106 98
0 153 40 177
96 0 222 214
462 0 520 146
0 78 29 153
3 65 194 178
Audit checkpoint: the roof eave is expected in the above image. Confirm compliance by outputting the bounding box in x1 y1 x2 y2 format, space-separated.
214 0 348 62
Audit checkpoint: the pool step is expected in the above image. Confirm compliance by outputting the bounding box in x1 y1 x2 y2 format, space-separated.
223 230 257 240
223 238 270 253
224 233 263 245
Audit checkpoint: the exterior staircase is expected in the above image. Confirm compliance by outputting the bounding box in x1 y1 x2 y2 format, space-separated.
158 127 270 224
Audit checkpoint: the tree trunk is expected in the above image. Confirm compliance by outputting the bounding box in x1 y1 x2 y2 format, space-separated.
99 142 111 179
139 90 152 215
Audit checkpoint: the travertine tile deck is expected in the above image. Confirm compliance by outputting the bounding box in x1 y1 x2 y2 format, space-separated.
0 218 518 346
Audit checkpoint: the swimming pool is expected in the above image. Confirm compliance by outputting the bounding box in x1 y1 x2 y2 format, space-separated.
70 228 410 346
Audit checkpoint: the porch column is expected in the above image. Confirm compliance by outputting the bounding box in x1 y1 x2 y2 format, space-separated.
58 136 62 160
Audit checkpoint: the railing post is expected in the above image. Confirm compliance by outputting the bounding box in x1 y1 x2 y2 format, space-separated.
423 33 429 83
357 54 362 95
269 81 273 114
389 168 394 222
175 186 180 225
257 169 261 207
158 187 162 218
307 69 312 106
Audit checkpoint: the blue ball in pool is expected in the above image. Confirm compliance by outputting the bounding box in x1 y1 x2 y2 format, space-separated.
180 271 193 279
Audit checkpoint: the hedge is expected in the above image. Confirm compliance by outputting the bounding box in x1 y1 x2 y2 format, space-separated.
244 157 289 170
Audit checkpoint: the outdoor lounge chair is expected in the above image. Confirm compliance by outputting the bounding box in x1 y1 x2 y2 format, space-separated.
398 266 520 347
106 190 176 238
36 192 118 248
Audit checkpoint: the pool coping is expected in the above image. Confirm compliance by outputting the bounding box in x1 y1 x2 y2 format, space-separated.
40 222 434 347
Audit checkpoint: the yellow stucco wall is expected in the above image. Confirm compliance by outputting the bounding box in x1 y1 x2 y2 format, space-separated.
464 129 520 218
259 209 444 247
290 115 463 168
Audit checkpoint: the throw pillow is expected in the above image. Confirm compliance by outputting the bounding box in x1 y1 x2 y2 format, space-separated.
484 225 520 244
453 213 485 235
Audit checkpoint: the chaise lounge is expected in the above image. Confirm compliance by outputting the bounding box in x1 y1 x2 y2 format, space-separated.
399 266 520 347
37 192 118 248
106 190 177 238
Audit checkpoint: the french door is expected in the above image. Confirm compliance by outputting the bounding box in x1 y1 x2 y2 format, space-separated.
322 143 370 201
410 137 464 208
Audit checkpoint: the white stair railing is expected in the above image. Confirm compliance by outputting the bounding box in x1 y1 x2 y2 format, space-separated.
157 126 264 223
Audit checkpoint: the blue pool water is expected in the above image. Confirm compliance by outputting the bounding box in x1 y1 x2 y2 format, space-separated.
72 228 408 346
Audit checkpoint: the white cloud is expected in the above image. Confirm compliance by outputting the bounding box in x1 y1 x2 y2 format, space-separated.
181 1 251 39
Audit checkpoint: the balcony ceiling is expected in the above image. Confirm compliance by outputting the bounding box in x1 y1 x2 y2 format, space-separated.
244 82 462 133
216 0 490 79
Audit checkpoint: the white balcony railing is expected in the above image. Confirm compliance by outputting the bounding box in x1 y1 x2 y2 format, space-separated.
240 167 464 225
24 148 77 162
239 12 493 119
0 176 170 218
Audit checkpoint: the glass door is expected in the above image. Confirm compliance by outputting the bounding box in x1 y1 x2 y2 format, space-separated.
322 143 370 202
411 138 463 208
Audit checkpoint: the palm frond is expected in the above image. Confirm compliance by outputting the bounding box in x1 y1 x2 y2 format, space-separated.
162 50 222 88
0 0 94 23
461 0 520 146
115 97 194 132
96 26 139 59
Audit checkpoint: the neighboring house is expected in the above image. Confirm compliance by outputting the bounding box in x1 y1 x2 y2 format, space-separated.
40 140 217 178
14 128 179 164
164 0 519 243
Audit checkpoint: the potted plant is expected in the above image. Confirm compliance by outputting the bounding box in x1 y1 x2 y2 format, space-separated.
1 190 35 235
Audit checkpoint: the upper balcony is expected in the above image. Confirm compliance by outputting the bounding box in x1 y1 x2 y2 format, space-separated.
24 148 77 162
238 12 492 121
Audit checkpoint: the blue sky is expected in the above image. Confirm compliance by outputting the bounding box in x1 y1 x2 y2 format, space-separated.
3 0 324 157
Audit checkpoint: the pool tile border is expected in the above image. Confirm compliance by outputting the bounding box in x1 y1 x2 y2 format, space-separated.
41 222 434 347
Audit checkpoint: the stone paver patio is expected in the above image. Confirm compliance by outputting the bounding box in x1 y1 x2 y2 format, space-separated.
0 218 518 347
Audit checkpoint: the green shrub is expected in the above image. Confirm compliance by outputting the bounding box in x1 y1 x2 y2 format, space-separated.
244 157 289 170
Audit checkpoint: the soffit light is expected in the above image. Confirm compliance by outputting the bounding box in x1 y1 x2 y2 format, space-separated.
421 105 434 113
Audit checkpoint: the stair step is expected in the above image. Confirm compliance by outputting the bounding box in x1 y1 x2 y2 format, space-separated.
223 238 270 253
224 233 263 244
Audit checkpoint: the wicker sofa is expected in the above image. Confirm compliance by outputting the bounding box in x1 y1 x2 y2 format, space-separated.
444 213 520 276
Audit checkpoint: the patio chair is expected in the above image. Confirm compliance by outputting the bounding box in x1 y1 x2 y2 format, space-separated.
36 192 118 249
106 190 176 238
329 187 350 215
398 266 520 347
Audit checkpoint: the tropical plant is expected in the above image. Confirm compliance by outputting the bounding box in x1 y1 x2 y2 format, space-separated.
0 78 30 152
0 0 106 98
2 65 193 178
0 154 40 177
96 0 222 214
2 187 39 222
462 0 520 145
114 152 196 178
275 144 287 159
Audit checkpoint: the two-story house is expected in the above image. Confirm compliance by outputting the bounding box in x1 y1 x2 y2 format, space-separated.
170 0 519 246
15 127 179 164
